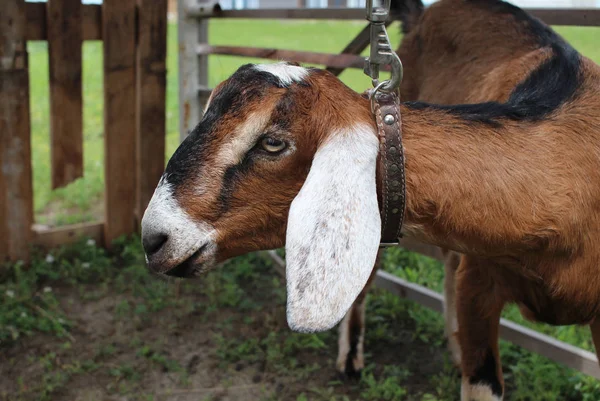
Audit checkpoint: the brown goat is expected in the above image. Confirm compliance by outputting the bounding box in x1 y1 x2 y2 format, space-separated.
339 0 600 381
338 0 584 378
141 2 600 399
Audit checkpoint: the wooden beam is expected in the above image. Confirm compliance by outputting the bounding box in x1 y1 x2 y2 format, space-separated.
529 8 600 27
25 3 102 41
33 222 104 249
0 0 34 263
196 44 379 70
136 0 168 223
47 0 84 189
103 0 137 245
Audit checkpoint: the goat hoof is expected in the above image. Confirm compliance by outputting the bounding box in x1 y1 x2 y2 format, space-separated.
336 366 362 381
335 355 364 380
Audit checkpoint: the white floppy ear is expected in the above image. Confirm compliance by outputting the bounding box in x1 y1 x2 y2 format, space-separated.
285 124 381 333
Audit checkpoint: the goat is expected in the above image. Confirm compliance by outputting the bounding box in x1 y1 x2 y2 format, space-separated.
337 0 586 379
141 6 600 401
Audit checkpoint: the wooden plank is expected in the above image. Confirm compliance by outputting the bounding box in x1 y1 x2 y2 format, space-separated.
22 4 600 42
25 3 102 41
196 44 380 70
178 0 213 141
263 252 600 379
47 0 83 189
326 22 392 77
81 4 102 41
103 0 137 245
499 318 600 379
200 7 366 20
136 0 168 222
33 222 104 249
0 0 34 263
529 8 600 27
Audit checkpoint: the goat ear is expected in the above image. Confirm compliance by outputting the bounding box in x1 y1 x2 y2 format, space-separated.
285 124 381 333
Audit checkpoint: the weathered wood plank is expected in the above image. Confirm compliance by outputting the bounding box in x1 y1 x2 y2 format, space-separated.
0 0 34 263
26 3 102 41
33 222 104 249
179 0 212 141
196 44 382 71
103 0 137 245
529 8 600 27
47 0 83 189
136 0 168 222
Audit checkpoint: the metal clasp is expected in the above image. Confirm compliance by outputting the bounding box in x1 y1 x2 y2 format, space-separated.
364 0 403 93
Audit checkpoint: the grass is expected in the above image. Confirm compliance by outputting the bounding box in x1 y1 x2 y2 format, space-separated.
16 18 600 400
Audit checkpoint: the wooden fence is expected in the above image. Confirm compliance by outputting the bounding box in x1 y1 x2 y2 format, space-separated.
0 0 168 263
176 1 600 379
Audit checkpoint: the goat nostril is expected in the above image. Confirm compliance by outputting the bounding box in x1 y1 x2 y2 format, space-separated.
143 233 168 256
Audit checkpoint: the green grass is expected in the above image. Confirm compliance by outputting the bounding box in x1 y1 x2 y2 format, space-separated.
20 19 600 400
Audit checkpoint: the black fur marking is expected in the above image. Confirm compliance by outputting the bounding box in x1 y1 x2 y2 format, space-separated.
391 0 425 33
164 63 295 188
217 153 255 213
344 317 362 378
405 42 582 125
469 348 503 397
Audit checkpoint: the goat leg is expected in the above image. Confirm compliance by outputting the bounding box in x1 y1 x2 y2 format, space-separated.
336 250 382 377
456 256 505 401
443 249 462 368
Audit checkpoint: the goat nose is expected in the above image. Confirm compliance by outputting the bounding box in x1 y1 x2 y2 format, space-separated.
143 232 168 257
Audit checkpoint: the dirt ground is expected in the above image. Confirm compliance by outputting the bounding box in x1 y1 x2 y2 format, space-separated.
0 249 458 401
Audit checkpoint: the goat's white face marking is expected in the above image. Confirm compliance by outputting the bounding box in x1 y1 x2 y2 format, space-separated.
218 111 275 165
285 124 381 333
254 62 308 86
141 176 217 274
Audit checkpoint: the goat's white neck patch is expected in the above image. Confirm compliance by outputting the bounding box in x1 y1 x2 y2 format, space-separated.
254 62 308 86
285 124 381 333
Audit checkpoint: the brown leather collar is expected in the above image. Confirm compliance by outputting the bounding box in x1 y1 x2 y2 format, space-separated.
372 90 406 245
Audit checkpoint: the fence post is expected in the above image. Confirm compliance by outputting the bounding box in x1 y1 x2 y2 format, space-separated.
47 0 83 189
178 0 214 142
0 0 34 264
136 0 168 222
102 0 137 246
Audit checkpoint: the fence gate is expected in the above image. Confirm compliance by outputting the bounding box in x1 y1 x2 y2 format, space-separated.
0 0 168 263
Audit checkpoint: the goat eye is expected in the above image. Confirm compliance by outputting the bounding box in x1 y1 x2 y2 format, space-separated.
261 137 286 153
